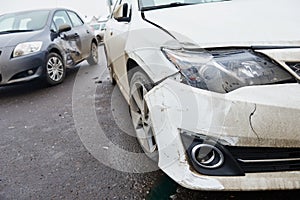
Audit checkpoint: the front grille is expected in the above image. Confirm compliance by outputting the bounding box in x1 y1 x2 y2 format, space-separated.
226 146 300 173
286 62 300 76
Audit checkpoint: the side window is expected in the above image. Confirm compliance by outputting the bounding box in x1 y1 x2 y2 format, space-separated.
52 10 72 31
122 0 131 17
67 11 84 27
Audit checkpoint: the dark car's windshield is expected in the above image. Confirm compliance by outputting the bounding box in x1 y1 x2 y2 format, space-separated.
0 10 50 34
139 0 228 11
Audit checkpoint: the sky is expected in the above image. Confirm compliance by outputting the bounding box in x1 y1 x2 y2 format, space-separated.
0 0 111 21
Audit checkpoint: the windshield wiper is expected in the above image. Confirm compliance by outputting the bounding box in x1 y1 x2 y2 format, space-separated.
141 2 193 11
0 29 34 35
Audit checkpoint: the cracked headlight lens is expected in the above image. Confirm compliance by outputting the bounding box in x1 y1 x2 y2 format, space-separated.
13 41 43 58
162 48 294 93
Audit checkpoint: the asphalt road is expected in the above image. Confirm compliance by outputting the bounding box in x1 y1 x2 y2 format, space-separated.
0 46 299 199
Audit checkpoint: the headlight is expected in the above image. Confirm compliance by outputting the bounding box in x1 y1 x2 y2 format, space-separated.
13 41 43 58
162 48 294 93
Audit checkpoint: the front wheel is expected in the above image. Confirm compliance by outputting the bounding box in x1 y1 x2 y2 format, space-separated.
96 35 102 44
87 42 99 66
129 68 158 162
45 52 66 85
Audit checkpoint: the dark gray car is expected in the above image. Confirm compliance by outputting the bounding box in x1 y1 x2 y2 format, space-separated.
0 8 98 86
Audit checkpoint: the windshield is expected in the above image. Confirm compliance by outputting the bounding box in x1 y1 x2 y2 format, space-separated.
0 10 50 33
139 0 227 11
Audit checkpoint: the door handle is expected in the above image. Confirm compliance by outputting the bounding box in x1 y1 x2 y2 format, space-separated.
86 30 90 34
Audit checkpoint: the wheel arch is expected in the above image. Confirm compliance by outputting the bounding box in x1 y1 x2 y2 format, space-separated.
46 45 64 65
125 50 178 84
126 58 155 88
96 35 102 42
48 47 63 58
126 58 139 81
91 38 98 46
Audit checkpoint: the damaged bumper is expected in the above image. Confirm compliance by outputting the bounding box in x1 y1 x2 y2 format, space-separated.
145 78 300 190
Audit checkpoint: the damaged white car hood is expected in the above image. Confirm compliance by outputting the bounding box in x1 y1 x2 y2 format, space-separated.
144 0 300 47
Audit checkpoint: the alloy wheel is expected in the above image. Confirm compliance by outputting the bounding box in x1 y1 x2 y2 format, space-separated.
130 77 157 154
46 56 64 82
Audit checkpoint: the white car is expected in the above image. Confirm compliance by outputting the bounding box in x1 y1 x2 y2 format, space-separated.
104 0 300 191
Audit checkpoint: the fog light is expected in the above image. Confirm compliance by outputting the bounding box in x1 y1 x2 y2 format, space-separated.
181 130 245 175
191 144 224 169
28 70 34 75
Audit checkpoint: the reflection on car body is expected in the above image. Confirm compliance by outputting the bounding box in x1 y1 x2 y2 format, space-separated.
0 8 98 86
104 0 300 191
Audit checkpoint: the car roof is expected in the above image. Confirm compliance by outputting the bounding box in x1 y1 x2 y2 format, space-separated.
0 8 77 16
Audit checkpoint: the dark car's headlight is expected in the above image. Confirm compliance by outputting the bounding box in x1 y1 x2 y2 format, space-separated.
13 41 43 58
162 48 294 93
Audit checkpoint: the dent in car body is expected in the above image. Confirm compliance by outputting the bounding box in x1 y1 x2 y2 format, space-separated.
145 79 300 190
59 33 82 66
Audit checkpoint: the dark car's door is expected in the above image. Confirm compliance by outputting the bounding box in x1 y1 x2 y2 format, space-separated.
67 11 92 59
52 10 83 65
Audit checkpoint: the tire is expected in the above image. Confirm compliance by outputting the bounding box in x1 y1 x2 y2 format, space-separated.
129 68 158 162
45 52 66 85
87 42 99 66
104 44 116 85
96 35 102 44
108 64 116 85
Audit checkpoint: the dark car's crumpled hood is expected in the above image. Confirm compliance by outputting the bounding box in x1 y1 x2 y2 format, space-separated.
144 0 300 47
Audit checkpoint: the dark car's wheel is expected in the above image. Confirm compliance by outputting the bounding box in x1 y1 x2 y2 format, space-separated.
87 42 98 66
96 35 102 44
45 52 66 85
129 68 158 162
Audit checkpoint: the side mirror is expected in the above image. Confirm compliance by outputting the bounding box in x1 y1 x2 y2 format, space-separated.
58 24 72 33
113 3 131 22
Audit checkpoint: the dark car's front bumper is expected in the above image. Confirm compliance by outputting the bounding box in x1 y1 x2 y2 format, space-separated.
0 47 47 85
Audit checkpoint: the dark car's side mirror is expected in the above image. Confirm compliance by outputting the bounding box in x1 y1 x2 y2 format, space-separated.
113 3 131 22
58 24 72 33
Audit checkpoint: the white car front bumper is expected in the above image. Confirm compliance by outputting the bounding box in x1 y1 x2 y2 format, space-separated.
145 78 300 190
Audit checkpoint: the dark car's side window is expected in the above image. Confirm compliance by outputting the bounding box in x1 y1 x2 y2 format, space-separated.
52 10 73 31
67 11 84 27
